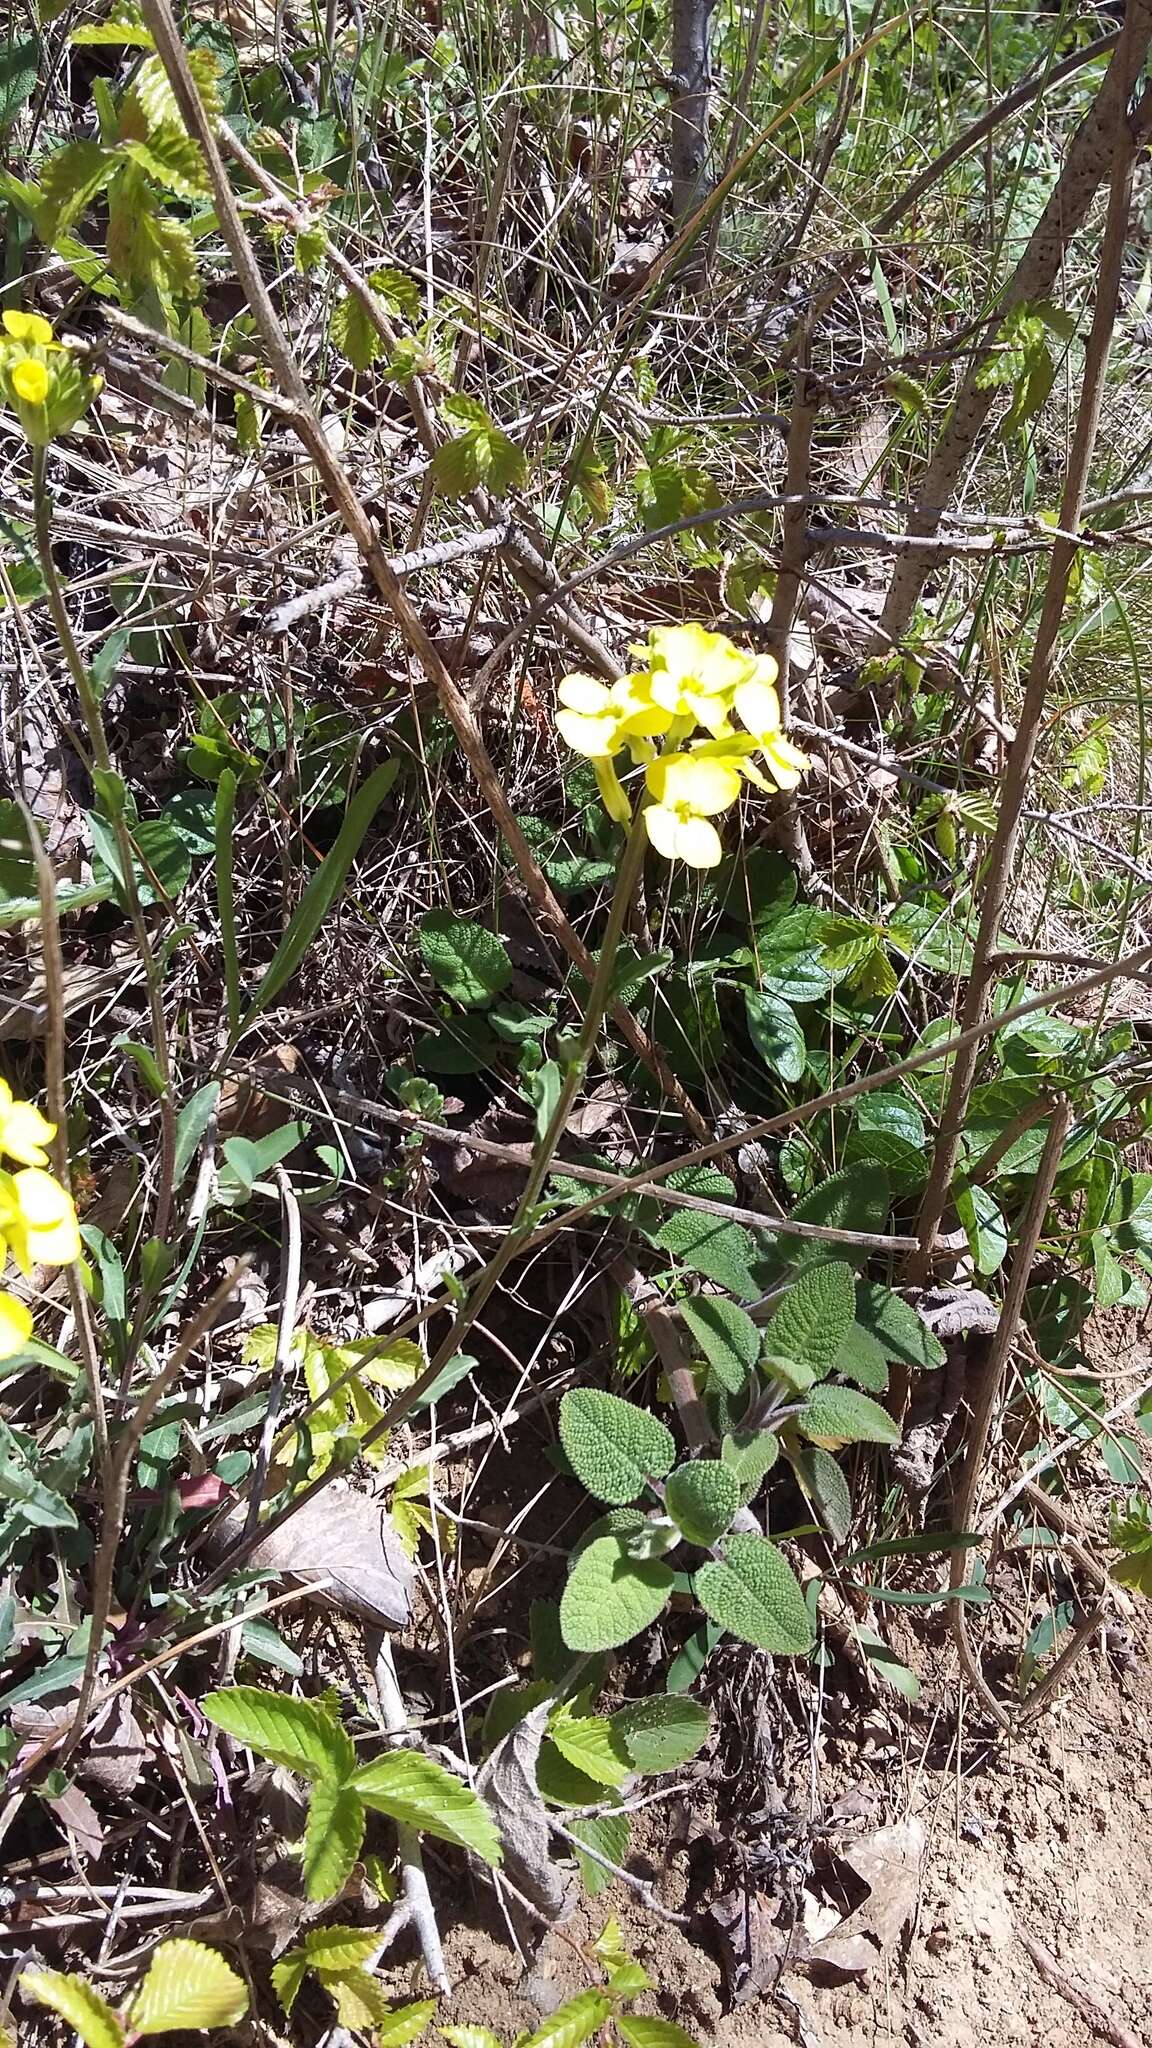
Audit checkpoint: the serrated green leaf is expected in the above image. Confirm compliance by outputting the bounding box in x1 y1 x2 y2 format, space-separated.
484 429 527 493
798 1385 900 1449
134 49 220 132
419 909 513 1007
441 2030 505 2048
654 1208 763 1300
375 1998 438 2045
431 430 487 498
754 908 838 1002
791 1445 852 1545
303 1782 365 1900
122 129 210 198
518 1991 613 2048
695 1534 814 1653
536 1738 605 1807
719 1428 780 1502
328 1969 395 2029
36 141 116 239
20 1973 123 2048
568 1811 629 1896
72 16 155 45
560 1536 674 1651
609 1695 710 1774
761 1262 856 1379
548 1708 631 1788
619 2021 703 2048
271 1952 308 2015
331 289 384 372
678 1295 760 1396
664 1461 740 1546
201 1686 355 1782
559 1389 676 1505
129 1942 248 2034
349 1751 501 1865
744 990 806 1082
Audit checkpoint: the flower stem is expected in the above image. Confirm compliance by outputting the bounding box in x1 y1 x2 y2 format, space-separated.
30 445 176 1247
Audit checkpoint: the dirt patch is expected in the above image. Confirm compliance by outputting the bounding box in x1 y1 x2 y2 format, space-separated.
426 1628 1152 2048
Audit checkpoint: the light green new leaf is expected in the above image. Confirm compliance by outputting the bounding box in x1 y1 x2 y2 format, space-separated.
431 430 487 498
761 1261 856 1379
518 1991 613 2048
609 1695 710 1774
304 1781 365 1900
375 1998 438 2045
71 20 155 45
331 290 384 371
560 1536 674 1651
20 1972 123 2048
678 1295 761 1396
271 1953 308 2015
349 1752 501 1865
619 2021 704 2048
664 1461 741 1547
129 1942 248 2034
201 1686 355 1782
419 909 513 1007
548 1708 631 1788
695 1534 814 1654
329 1969 394 2029
123 130 210 199
36 141 116 240
441 2029 506 2048
798 1385 900 1449
559 1390 676 1505
719 1428 780 1503
237 762 397 1035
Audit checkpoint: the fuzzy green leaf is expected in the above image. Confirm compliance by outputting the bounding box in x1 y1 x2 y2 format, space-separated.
654 1208 763 1300
609 1695 710 1774
783 1165 891 1271
349 1751 501 1865
798 1384 900 1449
744 990 806 1082
201 1686 355 1782
304 1781 365 1900
719 1428 780 1502
559 1390 676 1505
664 1461 740 1547
678 1295 760 1397
791 1445 852 1545
129 1942 248 2034
20 1973 123 2048
854 1283 945 1371
761 1261 856 1379
331 290 385 372
419 909 513 1008
518 1991 613 2048
827 1325 889 1392
695 1534 814 1654
560 1536 674 1651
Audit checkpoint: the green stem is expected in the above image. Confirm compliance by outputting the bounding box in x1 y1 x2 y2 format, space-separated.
423 806 652 1380
31 444 176 1248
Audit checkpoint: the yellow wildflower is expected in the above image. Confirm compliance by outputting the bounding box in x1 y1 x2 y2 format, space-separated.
644 749 743 868
640 623 756 735
0 1167 81 1273
0 1081 55 1168
2 309 60 349
0 1288 32 1359
556 673 672 826
11 358 49 405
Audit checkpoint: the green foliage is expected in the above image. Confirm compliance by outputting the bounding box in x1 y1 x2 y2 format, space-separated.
797 1384 901 1449
432 395 526 498
1110 1494 1152 1596
201 1686 500 1898
695 1534 815 1653
678 1293 761 1396
21 1942 247 2047
560 1389 676 1505
761 1261 856 1380
560 1535 675 1651
665 1461 741 1546
419 910 513 1007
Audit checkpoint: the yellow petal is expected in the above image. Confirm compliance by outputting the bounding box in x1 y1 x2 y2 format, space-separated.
760 734 810 791
643 802 681 860
0 1288 32 1358
659 752 742 816
557 707 617 758
734 679 783 740
11 358 49 405
0 1099 55 1168
25 1213 81 1267
12 1168 72 1228
673 815 724 867
558 674 612 714
3 310 54 347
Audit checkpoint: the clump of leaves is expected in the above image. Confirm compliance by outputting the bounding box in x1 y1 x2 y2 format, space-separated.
201 1687 501 1898
440 1917 702 2048
242 1323 422 1478
22 1940 247 2046
274 1927 436 2038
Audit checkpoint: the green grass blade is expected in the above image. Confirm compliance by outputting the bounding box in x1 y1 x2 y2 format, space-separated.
215 768 240 1038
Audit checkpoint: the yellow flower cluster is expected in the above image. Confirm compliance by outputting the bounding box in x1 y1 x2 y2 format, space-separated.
556 624 810 868
0 308 102 446
0 1080 80 1358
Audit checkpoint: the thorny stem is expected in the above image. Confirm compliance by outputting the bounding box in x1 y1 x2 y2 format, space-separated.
30 445 176 1248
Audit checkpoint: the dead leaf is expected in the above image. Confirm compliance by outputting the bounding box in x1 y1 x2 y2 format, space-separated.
208 1483 413 1630
808 1818 925 1978
44 1781 105 1862
12 1695 147 1801
917 1286 1000 1337
477 1701 574 1932
707 1885 808 2004
218 1043 302 1137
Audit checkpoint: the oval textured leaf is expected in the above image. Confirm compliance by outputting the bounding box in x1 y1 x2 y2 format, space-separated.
560 1535 674 1651
201 1685 355 1782
609 1695 710 1774
695 1534 815 1653
678 1295 761 1396
419 909 513 1007
664 1461 741 1547
559 1389 676 1504
129 1941 248 2034
760 1262 856 1379
798 1384 901 1448
20 1972 123 2048
350 1750 502 1865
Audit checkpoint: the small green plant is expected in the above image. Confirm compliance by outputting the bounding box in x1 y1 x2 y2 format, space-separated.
440 1918 702 2048
273 1928 436 2036
201 1686 501 1899
21 1940 248 2046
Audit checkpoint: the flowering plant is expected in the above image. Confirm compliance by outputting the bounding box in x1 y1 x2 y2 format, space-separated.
0 1079 80 1356
0 308 102 445
556 625 809 867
